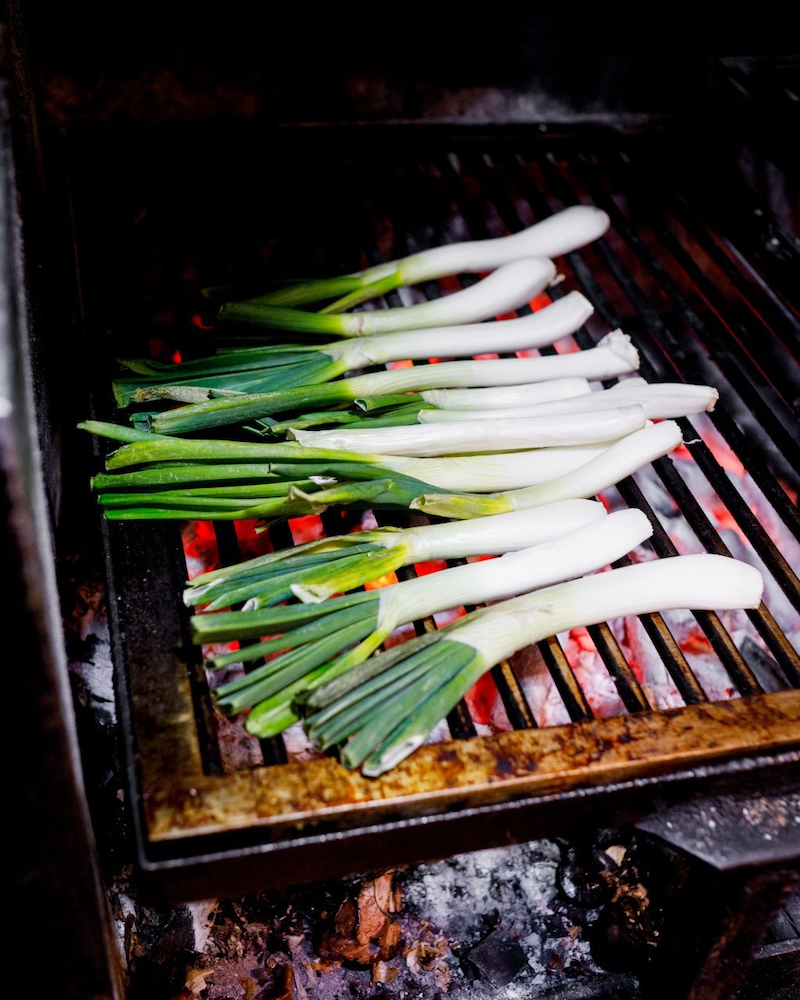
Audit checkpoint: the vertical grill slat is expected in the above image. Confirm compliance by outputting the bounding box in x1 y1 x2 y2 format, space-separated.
612 552 709 706
446 703 479 740
491 661 538 729
611 478 762 697
596 149 800 385
585 624 652 713
537 637 595 723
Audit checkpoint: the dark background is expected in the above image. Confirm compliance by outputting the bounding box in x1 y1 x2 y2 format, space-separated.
19 4 799 128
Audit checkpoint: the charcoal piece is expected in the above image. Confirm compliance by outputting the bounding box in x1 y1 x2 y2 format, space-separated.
557 843 618 908
466 929 526 988
740 637 790 693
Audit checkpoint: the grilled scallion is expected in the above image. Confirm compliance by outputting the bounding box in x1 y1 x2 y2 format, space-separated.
184 500 607 612
200 509 653 725
147 330 640 435
207 205 609 310
115 290 593 407
217 258 556 336
305 554 764 776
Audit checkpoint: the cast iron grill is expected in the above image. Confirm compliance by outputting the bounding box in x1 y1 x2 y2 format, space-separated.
76 124 800 900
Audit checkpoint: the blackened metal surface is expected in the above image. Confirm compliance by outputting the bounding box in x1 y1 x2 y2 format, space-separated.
677 869 799 1000
1 6 124 993
636 768 800 870
734 947 800 1000
766 883 800 944
136 752 800 905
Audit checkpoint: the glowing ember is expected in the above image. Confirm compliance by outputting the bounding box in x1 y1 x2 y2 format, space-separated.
465 672 498 725
182 520 220 579
289 514 324 545
364 572 399 591
190 313 213 330
413 559 448 577
231 521 272 560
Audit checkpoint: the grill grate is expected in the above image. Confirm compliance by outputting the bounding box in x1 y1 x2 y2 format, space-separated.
194 138 800 770
75 126 800 895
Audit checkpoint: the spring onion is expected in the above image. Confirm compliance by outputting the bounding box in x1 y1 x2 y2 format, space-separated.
289 405 647 457
147 330 640 435
416 378 719 423
411 420 684 518
256 377 591 437
184 500 607 612
81 419 679 520
207 205 610 310
202 509 653 724
217 257 556 336
115 291 594 407
263 376 715 439
412 378 592 411
304 553 763 776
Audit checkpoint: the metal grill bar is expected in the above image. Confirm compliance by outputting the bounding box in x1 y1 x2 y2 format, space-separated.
536 636 594 723
612 552 708 705
491 661 538 729
585 623 651 713
612 476 766 695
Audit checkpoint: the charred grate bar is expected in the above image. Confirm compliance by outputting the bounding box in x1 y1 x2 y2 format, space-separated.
78 126 800 895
